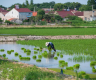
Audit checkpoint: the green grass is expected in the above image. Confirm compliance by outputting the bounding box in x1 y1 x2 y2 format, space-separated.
0 59 64 80
0 27 96 35
49 68 96 79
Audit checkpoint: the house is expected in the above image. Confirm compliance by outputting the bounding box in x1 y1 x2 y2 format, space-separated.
8 18 22 24
45 11 54 14
0 5 32 22
0 8 7 12
84 11 96 21
0 12 8 21
54 9 84 21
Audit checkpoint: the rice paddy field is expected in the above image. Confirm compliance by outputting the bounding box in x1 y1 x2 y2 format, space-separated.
0 27 96 35
0 27 96 80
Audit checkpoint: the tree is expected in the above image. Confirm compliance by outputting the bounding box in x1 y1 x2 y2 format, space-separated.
0 18 3 22
9 3 22 9
30 0 33 5
54 3 64 11
87 0 96 9
37 10 45 20
44 14 51 23
26 0 29 6
55 15 63 22
22 3 26 8
79 5 92 11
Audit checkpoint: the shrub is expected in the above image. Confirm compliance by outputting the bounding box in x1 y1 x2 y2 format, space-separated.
15 52 19 56
54 57 58 60
38 55 42 59
3 54 6 57
36 59 41 62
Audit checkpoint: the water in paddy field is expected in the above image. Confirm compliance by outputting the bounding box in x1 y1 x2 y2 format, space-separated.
0 42 96 74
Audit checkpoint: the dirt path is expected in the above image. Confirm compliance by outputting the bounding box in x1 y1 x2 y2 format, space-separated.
0 35 96 42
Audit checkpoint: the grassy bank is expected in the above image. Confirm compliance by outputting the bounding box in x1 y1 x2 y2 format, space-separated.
0 27 96 35
0 59 64 80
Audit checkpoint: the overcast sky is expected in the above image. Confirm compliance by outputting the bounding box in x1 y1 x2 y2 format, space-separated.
0 0 88 7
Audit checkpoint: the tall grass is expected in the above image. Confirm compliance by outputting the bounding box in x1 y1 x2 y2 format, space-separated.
0 28 96 35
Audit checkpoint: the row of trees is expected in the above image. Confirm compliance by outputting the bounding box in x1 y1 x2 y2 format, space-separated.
1 0 96 11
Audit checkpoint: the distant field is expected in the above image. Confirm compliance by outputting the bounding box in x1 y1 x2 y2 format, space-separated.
0 27 96 36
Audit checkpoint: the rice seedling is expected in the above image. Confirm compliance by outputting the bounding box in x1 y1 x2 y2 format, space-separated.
11 50 14 52
84 74 90 79
66 66 74 70
3 54 6 57
32 55 37 59
60 54 63 58
0 55 2 57
34 51 38 54
90 61 96 67
19 55 22 58
20 57 30 60
0 49 5 52
42 52 48 58
15 52 19 56
92 69 96 73
26 49 31 52
34 48 37 50
36 59 41 62
54 57 58 60
24 49 27 53
57 52 60 56
78 71 86 75
21 47 25 50
73 64 80 69
38 55 42 59
59 60 65 64
26 52 31 55
7 51 11 54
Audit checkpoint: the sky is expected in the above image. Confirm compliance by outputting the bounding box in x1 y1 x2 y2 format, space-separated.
0 0 88 8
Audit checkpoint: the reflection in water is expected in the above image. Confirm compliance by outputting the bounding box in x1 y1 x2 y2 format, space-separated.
0 42 96 74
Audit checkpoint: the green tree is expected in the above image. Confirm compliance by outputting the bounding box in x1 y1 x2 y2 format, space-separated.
44 14 51 23
22 3 26 8
26 0 29 6
9 3 22 9
54 3 64 11
55 15 63 22
37 10 45 20
30 0 33 5
79 5 92 11
87 0 96 9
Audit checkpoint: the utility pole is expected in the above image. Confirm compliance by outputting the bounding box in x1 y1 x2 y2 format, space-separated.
92 5 94 21
50 6 51 11
34 7 35 12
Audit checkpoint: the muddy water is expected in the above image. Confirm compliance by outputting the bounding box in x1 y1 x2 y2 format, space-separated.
0 42 96 74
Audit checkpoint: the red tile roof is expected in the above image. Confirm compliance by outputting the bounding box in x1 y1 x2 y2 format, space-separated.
1 12 8 15
57 10 84 18
57 10 74 18
0 8 7 12
8 18 15 21
74 12 84 16
15 8 32 12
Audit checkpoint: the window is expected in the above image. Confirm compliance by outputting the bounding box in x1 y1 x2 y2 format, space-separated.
29 13 31 14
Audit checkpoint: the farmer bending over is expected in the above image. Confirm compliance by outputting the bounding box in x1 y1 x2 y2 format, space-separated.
45 42 56 52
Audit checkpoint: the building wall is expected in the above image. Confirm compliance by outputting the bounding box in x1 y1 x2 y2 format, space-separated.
5 8 19 20
19 12 32 21
0 13 5 21
84 11 96 21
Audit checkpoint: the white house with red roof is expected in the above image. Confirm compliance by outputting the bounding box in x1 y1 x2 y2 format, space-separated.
5 6 32 21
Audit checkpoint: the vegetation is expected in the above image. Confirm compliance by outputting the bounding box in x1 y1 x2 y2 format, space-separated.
0 49 5 52
1 28 96 36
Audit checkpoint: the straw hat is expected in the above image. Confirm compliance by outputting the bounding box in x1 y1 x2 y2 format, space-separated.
45 42 49 46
